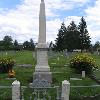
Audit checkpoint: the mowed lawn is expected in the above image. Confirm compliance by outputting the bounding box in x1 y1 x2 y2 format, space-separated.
0 51 35 85
0 51 100 99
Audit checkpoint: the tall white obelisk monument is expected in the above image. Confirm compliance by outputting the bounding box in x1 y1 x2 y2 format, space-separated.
33 0 52 83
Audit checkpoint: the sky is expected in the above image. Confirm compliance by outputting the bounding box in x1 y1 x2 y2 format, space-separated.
0 0 100 44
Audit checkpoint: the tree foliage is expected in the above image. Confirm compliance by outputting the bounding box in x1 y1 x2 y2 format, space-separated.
70 53 97 74
13 40 20 51
49 41 54 50
78 17 91 50
64 21 81 51
0 36 35 51
54 22 66 51
29 38 35 50
53 17 91 52
93 41 100 51
23 39 35 50
3 36 13 50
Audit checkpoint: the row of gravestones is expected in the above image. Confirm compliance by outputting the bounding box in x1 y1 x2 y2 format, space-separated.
12 71 86 100
12 80 70 100
48 49 82 59
49 48 100 58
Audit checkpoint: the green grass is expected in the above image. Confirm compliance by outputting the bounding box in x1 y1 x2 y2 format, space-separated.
15 51 35 64
0 51 100 99
92 54 100 69
0 50 35 64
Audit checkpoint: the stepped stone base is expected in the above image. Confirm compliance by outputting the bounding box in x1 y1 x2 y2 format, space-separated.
33 71 52 83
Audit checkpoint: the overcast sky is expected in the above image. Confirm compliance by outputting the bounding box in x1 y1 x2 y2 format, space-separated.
0 0 100 44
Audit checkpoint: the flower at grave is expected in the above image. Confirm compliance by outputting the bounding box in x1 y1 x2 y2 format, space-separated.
8 69 15 78
0 57 15 73
70 53 97 74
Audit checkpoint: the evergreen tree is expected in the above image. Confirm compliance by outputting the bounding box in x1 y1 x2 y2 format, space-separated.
0 41 4 51
3 36 13 50
54 22 67 51
64 21 80 51
23 39 35 50
49 41 53 50
14 40 18 46
29 38 35 50
78 17 91 50
23 41 30 50
93 41 100 51
13 40 20 51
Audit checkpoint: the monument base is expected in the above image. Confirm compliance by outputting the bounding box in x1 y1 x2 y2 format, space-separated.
33 71 52 83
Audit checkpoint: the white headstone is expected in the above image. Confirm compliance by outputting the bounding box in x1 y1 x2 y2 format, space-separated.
57 57 59 61
61 80 70 100
12 80 20 100
6 52 8 55
64 49 68 56
97 48 100 55
82 71 85 78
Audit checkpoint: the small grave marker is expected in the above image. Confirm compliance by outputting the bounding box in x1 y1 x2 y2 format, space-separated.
57 57 59 61
12 80 20 100
64 64 68 67
82 71 85 78
70 78 82 80
97 48 100 55
51 63 56 65
6 52 8 55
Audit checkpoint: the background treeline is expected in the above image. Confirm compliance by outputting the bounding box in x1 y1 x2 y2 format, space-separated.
50 17 100 52
52 17 91 52
0 17 100 52
0 36 35 51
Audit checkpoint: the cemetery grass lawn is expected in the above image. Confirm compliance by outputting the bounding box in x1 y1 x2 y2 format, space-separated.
92 54 100 69
50 54 100 98
70 77 100 98
91 54 100 79
0 51 100 99
0 51 35 86
0 50 36 64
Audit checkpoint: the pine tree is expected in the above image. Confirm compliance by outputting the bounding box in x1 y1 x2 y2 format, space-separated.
64 21 80 51
3 36 13 50
49 41 53 49
23 41 30 50
93 41 100 51
30 38 35 50
14 40 19 47
54 22 67 51
23 39 35 50
14 40 19 51
78 17 91 50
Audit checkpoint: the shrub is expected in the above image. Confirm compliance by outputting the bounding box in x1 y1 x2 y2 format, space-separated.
0 57 15 73
70 53 96 74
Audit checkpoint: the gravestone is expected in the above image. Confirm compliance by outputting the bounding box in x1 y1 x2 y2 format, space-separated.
12 80 20 100
33 0 52 83
64 49 68 56
97 48 100 55
82 71 85 78
57 57 60 61
61 80 70 100
6 52 8 55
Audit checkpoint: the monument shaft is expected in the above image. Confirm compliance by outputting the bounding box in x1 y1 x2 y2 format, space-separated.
33 0 52 83
39 0 46 43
